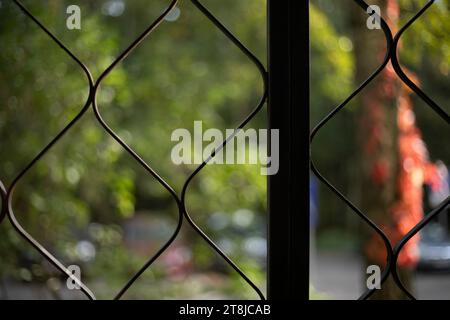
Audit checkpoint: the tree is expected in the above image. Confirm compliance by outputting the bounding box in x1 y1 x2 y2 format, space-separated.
354 0 441 299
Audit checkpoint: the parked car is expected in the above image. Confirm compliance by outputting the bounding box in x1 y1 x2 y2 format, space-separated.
418 211 450 271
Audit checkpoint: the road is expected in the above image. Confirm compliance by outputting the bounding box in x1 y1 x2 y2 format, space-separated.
311 251 450 300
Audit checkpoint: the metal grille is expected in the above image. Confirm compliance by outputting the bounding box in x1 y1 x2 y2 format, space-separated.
0 0 267 300
1 0 449 301
310 0 450 300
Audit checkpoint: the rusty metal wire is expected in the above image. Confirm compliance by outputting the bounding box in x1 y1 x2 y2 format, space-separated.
1 0 267 300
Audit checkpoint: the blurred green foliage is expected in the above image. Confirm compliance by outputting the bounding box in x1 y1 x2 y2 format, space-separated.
0 0 448 299
311 0 449 234
0 0 269 299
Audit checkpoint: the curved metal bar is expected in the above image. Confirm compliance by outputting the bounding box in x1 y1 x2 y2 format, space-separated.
314 0 448 300
391 197 450 300
8 0 96 300
114 208 183 300
89 0 185 300
179 0 268 300
391 0 449 124
95 1 179 88
311 0 395 300
92 0 181 209
9 0 266 300
388 0 449 299
10 0 444 302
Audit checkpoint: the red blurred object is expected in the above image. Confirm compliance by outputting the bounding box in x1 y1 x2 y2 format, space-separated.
364 0 440 268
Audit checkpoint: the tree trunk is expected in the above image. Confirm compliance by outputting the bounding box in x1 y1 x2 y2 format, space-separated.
352 0 413 299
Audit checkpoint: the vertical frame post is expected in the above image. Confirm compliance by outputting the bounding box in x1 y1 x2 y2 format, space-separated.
267 0 310 299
